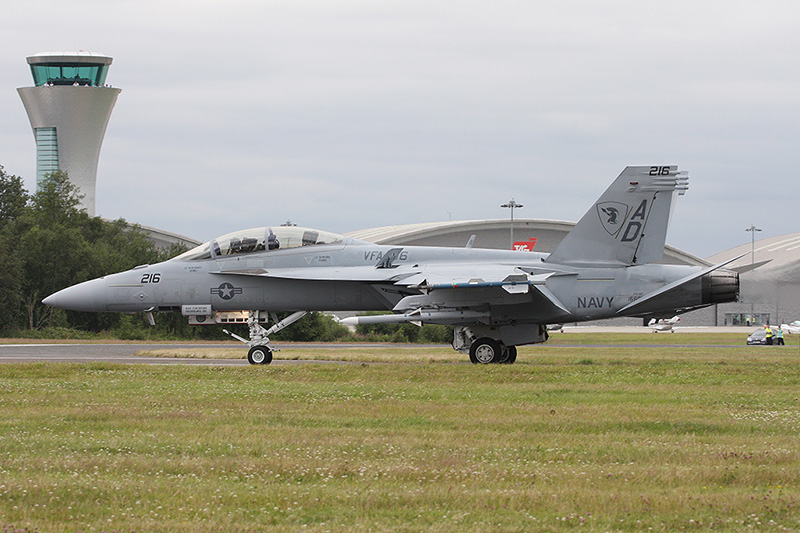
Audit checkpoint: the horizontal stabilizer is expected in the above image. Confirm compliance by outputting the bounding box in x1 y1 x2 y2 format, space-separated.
729 259 771 275
618 253 746 315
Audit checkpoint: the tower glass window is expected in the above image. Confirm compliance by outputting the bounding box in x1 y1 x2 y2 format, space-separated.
34 127 59 186
30 63 109 86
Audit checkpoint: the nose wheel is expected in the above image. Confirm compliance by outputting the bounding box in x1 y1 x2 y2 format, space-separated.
247 346 273 365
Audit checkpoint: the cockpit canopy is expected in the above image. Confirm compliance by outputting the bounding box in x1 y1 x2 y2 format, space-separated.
173 226 346 261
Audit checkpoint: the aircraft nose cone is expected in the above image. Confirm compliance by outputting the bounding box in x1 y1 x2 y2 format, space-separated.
42 277 107 312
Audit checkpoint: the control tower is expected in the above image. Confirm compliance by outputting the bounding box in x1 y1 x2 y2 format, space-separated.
17 51 121 216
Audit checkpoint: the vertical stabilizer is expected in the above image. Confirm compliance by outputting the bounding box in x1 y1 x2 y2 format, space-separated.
546 166 688 267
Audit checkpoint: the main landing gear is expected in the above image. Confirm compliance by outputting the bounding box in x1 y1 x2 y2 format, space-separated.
454 326 527 365
223 311 307 365
468 337 517 365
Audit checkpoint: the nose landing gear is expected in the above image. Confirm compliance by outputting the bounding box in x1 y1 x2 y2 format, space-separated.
224 310 308 365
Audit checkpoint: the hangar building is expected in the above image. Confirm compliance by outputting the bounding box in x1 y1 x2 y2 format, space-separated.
347 219 706 266
707 233 800 327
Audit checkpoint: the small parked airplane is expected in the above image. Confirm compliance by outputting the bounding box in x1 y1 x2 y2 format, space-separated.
780 321 800 334
648 315 680 332
43 165 741 365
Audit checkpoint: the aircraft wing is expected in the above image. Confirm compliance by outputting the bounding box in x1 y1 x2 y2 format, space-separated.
389 263 575 316
391 263 534 290
211 266 421 283
216 262 573 315
214 262 565 288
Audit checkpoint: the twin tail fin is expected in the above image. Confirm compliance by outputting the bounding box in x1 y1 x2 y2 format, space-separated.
546 165 688 267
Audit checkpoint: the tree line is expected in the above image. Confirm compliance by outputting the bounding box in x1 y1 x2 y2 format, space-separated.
0 165 186 336
0 166 452 343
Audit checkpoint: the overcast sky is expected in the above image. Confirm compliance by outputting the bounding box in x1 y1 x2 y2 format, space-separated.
2 1 798 258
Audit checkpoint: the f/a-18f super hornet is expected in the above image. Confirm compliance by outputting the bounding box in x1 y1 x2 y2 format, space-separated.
44 166 740 365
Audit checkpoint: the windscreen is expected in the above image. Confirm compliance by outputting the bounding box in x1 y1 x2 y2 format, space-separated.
172 226 345 261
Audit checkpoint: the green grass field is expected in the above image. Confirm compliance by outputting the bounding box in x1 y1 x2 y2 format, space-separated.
2 335 800 531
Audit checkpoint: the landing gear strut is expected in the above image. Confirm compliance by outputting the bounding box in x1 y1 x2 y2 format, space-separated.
224 311 307 365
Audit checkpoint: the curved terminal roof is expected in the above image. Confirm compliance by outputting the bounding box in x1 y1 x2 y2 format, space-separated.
346 219 708 266
706 232 800 279
26 51 113 87
705 233 800 318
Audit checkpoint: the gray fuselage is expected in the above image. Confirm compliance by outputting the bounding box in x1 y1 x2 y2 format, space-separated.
44 239 718 326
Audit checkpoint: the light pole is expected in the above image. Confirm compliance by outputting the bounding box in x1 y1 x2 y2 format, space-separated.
501 199 523 250
745 224 761 325
745 224 761 264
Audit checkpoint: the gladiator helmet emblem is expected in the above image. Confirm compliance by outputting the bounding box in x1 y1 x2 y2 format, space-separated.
596 202 629 236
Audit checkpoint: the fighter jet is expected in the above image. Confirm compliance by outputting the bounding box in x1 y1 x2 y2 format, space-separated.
43 165 740 365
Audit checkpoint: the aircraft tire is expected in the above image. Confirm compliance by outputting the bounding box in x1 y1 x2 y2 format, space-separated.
496 344 510 364
248 346 273 365
501 345 517 364
469 337 502 364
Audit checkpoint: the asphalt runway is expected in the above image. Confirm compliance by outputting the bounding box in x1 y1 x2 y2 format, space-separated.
0 343 248 365
0 342 445 365
0 333 759 366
